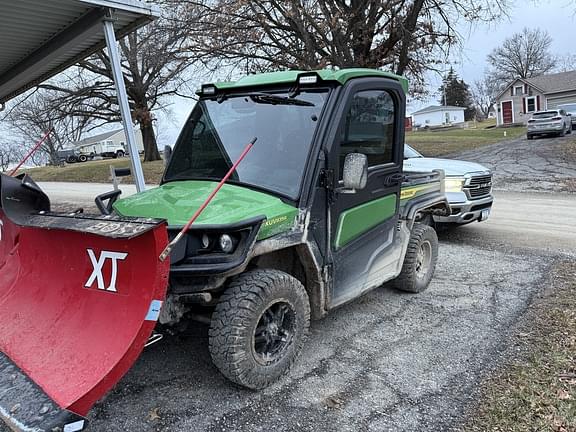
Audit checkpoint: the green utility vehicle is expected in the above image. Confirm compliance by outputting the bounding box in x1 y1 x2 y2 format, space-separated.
103 69 450 389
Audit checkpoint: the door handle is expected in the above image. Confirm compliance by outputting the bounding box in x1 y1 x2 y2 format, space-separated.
384 173 404 186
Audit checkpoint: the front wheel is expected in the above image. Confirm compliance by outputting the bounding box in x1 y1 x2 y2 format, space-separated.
392 223 438 293
209 269 310 389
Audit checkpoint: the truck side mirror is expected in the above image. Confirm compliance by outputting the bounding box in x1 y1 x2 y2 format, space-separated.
341 153 368 191
164 145 173 166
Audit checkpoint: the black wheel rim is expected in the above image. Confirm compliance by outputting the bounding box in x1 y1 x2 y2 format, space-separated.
253 301 296 366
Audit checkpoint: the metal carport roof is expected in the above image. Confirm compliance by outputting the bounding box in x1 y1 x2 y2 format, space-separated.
0 0 159 191
0 0 158 104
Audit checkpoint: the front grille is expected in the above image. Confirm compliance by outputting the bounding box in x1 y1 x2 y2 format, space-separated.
465 174 492 199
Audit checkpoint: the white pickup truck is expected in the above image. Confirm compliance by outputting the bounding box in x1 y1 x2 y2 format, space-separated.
404 145 493 225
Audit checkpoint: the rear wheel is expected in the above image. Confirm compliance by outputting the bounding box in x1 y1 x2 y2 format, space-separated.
209 269 310 389
392 223 438 293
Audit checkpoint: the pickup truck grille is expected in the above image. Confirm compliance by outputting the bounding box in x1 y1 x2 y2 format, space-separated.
464 175 492 199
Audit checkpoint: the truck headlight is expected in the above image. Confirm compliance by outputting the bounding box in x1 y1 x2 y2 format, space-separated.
444 177 465 193
219 234 235 253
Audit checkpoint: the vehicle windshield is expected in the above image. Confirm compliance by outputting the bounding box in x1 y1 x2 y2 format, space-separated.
164 90 329 199
532 111 559 119
404 144 422 159
558 104 576 113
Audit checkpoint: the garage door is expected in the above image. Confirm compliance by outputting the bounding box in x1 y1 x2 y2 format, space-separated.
547 93 576 109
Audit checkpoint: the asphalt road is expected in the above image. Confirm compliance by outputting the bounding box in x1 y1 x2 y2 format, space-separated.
4 135 575 431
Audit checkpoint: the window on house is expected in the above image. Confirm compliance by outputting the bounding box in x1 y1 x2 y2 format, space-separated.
526 97 537 113
514 86 524 96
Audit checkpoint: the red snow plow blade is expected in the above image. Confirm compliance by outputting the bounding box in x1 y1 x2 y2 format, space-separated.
0 176 170 431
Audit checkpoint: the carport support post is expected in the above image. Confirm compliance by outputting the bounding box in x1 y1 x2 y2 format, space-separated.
102 13 146 192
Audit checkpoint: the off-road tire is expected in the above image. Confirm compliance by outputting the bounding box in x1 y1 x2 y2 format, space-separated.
392 223 438 293
78 154 88 162
209 269 310 390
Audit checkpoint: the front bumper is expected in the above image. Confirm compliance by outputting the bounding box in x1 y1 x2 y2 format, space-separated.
434 193 493 224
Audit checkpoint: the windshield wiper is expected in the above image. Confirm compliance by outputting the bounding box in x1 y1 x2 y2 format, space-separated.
216 91 314 107
250 93 315 107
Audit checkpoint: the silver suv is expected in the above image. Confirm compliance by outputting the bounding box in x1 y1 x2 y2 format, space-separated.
527 109 572 139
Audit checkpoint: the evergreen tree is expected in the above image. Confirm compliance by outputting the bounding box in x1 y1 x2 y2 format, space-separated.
439 68 477 121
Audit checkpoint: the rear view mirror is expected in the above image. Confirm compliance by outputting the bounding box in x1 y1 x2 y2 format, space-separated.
341 153 368 191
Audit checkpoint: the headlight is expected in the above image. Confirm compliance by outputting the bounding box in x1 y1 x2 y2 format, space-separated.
201 234 210 249
219 234 234 253
444 177 465 193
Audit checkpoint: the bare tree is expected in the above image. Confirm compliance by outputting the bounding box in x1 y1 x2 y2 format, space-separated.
472 76 499 118
0 140 21 172
555 54 576 73
3 90 97 166
487 27 556 85
172 0 508 95
40 2 195 162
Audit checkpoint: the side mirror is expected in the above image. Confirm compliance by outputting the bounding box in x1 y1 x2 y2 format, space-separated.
341 153 368 192
164 145 173 166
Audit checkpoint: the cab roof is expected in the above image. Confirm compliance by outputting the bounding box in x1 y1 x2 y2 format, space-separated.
206 68 409 94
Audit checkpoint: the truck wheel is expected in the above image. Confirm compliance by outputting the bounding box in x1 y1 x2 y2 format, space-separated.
116 150 125 158
393 223 438 293
209 269 310 389
78 155 88 162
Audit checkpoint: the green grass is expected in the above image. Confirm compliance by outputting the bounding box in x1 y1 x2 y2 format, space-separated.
407 123 525 157
465 261 576 432
14 158 166 184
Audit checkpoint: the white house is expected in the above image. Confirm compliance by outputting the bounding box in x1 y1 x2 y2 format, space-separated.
411 105 465 128
72 127 144 158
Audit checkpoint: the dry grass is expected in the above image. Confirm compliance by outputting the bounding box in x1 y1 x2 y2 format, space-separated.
14 158 166 184
406 124 525 157
464 261 576 432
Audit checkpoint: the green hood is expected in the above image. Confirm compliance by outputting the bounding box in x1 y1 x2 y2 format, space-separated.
114 180 298 240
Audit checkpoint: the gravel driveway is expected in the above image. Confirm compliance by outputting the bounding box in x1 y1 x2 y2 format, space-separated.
85 241 552 432
452 134 576 193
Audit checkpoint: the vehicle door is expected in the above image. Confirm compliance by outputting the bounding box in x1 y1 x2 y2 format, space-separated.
327 78 405 307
